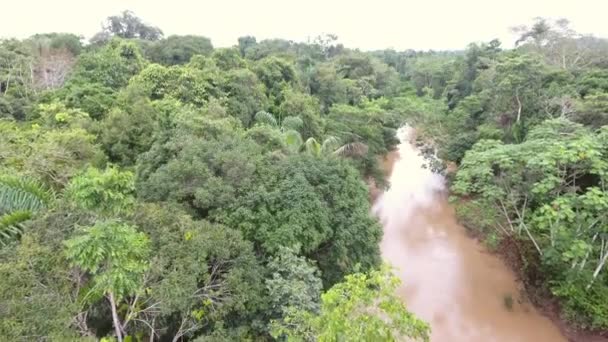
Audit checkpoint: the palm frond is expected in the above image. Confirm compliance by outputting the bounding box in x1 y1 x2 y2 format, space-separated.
282 116 304 131
321 136 340 154
304 137 321 157
283 130 303 153
254 111 278 127
0 210 31 247
333 142 369 157
0 176 54 214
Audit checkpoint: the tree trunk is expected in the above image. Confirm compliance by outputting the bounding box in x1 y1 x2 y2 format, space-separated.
515 90 522 123
588 244 608 289
109 292 124 342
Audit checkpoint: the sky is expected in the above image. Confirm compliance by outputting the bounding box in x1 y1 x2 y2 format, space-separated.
3 0 608 51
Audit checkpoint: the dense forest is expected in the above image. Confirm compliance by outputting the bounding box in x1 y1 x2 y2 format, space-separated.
1 10 608 341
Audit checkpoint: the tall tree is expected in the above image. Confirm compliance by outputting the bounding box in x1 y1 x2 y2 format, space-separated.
92 11 163 43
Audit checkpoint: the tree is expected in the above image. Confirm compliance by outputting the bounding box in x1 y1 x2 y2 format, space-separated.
62 82 115 120
309 62 348 110
0 39 37 119
254 56 297 108
68 39 145 89
238 36 257 56
513 18 608 70
65 221 150 342
221 69 268 126
21 128 106 189
278 87 324 139
27 34 80 90
478 53 546 139
0 234 81 339
99 86 159 165
65 166 135 216
218 154 382 285
265 247 322 329
453 119 608 328
144 35 213 65
94 11 163 43
131 203 265 340
136 116 263 218
212 48 246 70
271 265 430 342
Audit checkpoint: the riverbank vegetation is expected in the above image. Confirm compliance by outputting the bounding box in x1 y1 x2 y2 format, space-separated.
0 11 427 341
400 18 608 332
1 10 607 339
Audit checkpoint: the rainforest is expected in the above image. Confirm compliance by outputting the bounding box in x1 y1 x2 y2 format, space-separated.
1 11 608 341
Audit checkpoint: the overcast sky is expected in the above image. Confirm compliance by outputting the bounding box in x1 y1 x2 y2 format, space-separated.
3 0 608 51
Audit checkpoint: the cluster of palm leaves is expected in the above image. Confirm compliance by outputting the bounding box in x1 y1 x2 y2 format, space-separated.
255 111 368 157
0 176 53 246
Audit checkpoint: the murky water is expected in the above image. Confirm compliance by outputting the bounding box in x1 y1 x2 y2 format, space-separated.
373 126 567 342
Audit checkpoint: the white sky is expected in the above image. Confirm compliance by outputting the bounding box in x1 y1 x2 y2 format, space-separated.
3 0 608 51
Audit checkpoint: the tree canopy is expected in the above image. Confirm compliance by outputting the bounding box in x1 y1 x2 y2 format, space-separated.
2 10 608 340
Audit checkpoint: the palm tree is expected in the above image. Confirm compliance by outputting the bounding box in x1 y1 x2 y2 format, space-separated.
0 176 53 246
254 110 369 158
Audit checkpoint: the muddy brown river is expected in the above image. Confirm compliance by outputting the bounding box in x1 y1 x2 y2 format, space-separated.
373 126 567 342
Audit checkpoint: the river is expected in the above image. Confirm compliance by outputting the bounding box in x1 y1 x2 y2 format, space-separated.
372 126 567 342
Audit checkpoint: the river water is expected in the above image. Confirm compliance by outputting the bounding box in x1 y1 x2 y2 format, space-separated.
372 126 567 342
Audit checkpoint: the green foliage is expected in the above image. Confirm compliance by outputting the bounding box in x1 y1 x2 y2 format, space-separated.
212 48 247 70
0 175 53 213
279 87 324 139
0 210 31 246
271 265 430 342
35 100 91 128
23 127 107 188
65 220 150 299
254 56 297 108
132 203 264 338
219 154 382 285
65 166 135 216
6 14 608 338
0 234 80 339
222 68 268 126
144 35 213 65
63 82 115 120
29 32 83 56
266 247 322 325
94 10 163 42
68 39 145 89
0 176 53 246
99 86 159 165
254 110 278 126
453 119 608 328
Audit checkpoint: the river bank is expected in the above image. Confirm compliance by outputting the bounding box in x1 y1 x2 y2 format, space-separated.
455 196 608 342
372 126 567 341
371 126 608 341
